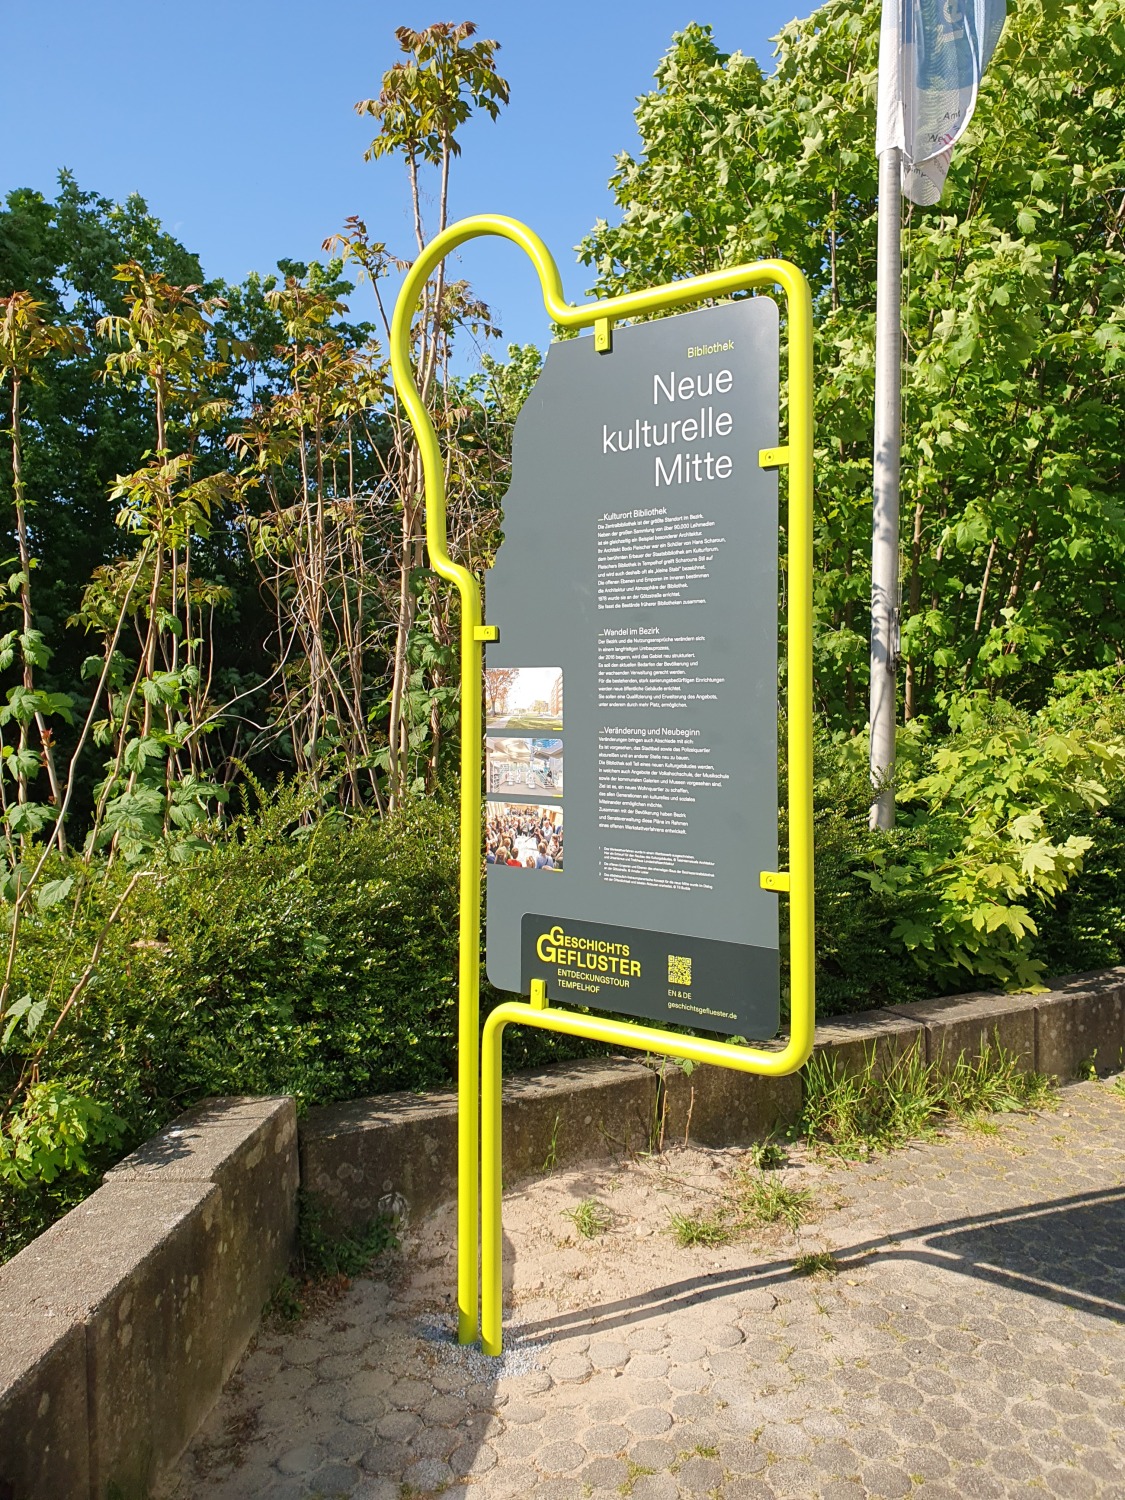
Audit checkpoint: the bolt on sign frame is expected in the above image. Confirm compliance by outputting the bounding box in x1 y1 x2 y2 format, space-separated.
389 215 815 1356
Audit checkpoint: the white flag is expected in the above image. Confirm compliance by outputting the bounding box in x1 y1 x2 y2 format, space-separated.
876 0 1007 205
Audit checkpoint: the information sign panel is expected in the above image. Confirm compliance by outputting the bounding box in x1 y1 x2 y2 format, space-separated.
485 299 781 1038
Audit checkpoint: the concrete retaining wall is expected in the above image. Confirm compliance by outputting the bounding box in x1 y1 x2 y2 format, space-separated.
300 1057 656 1237
302 966 1125 1233
0 1097 297 1500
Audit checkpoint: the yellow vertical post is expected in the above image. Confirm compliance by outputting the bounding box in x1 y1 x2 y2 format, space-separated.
784 265 816 1073
390 258 484 1347
453 625 483 1346
480 1005 506 1357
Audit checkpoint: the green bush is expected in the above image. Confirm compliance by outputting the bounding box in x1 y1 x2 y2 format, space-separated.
0 782 596 1261
803 729 940 1014
3 668 1124 1262
1032 669 1125 973
805 670 1125 1011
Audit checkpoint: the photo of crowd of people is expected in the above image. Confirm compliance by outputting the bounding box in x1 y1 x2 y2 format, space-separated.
486 804 563 871
486 737 563 798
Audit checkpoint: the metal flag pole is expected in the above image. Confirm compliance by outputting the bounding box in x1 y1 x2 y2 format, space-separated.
868 144 902 831
869 0 1007 830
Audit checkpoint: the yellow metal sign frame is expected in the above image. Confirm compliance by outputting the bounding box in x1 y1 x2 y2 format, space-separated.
390 215 815 1356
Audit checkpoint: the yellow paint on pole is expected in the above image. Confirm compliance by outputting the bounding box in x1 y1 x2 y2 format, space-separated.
390 216 815 1353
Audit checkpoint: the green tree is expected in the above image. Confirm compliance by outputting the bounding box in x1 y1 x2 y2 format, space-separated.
0 294 85 832
353 21 509 804
81 262 233 859
580 0 1125 728
0 177 283 797
0 175 210 655
233 262 392 807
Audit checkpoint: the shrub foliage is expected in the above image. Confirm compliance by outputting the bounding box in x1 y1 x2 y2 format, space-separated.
3 669 1123 1261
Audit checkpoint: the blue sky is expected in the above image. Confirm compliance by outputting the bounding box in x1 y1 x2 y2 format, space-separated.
4 1 803 359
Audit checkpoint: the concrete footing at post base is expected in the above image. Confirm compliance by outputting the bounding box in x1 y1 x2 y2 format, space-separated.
0 968 1121 1498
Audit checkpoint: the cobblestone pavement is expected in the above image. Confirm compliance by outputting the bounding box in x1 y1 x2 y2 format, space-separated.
164 1078 1125 1500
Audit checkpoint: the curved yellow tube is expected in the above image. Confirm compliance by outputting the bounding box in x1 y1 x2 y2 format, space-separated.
389 216 815 1353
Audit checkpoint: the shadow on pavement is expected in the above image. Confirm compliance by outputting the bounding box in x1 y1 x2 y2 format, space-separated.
516 1186 1125 1341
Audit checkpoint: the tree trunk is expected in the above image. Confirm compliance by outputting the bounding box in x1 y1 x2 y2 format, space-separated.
9 374 65 834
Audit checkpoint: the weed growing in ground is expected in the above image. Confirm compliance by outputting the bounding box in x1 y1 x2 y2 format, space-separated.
563 1197 612 1238
748 1140 786 1170
1113 1074 1125 1099
793 1251 839 1277
799 1045 934 1152
671 1442 721 1471
297 1192 398 1280
942 1045 1055 1115
266 1199 398 1326
669 1208 732 1247
265 1274 304 1324
668 1166 814 1245
619 1458 656 1494
733 1169 813 1229
797 1039 1055 1157
541 1113 561 1172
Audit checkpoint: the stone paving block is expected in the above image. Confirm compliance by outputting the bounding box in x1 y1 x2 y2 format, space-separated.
0 1310 89 1500
659 1059 802 1147
106 1094 298 1380
631 1476 680 1500
811 1007 925 1078
887 990 1040 1072
1035 969 1125 1078
677 1453 724 1492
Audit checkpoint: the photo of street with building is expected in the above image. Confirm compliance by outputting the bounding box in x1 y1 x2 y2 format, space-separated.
485 666 563 732
486 737 563 798
486 803 563 870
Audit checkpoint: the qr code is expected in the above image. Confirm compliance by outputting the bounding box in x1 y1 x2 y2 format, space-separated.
668 954 692 985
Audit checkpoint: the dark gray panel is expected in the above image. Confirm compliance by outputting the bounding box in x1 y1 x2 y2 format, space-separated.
484 299 780 1039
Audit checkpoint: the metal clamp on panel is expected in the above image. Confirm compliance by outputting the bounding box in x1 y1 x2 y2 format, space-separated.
529 978 548 1010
